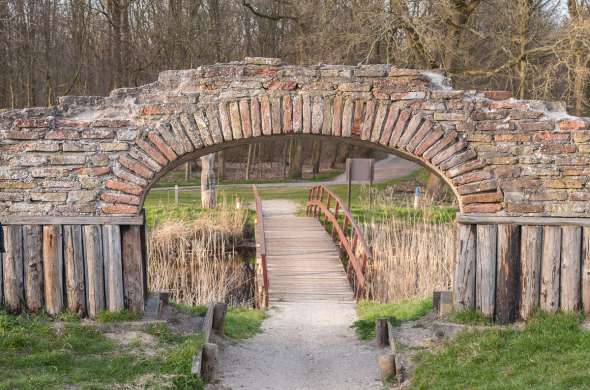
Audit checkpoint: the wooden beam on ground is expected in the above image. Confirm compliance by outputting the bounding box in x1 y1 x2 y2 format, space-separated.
2 225 24 312
540 226 561 313
64 225 86 315
84 225 105 318
23 225 43 312
43 225 64 315
476 224 497 318
496 225 520 324
561 226 582 312
457 214 590 227
0 215 144 225
121 225 145 312
520 226 542 320
103 225 124 312
453 223 476 310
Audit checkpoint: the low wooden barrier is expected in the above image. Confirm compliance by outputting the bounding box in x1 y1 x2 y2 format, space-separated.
192 302 227 381
252 185 269 308
0 213 147 317
306 185 372 299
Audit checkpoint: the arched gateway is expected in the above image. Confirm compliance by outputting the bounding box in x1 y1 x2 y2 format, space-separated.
1 57 589 321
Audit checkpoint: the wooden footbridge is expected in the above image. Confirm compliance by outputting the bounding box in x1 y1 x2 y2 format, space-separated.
252 185 372 307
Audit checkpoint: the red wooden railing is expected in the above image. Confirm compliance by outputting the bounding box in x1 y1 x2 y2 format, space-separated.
252 185 269 308
306 185 372 299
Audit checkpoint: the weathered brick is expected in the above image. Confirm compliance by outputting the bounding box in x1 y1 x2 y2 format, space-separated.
30 192 67 202
558 119 587 130
516 121 554 132
119 156 154 179
101 204 139 214
0 181 35 190
533 132 570 142
6 130 44 140
463 203 503 213
495 134 530 142
453 170 493 186
573 131 590 143
476 121 513 132
483 91 512 100
81 129 114 139
458 180 498 195
545 178 586 189
528 191 567 201
489 157 519 165
147 132 177 161
105 180 144 196
14 118 53 128
463 192 502 204
46 129 80 140
447 159 486 178
74 167 110 176
571 192 590 201
100 192 140 206
267 81 297 90
433 112 464 121
67 190 98 203
541 144 576 154
245 57 282 66
99 142 129 152
506 203 544 213
49 154 86 165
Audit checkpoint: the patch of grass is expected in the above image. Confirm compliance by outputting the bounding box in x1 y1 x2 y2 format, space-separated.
0 310 204 389
353 298 433 340
411 312 590 389
224 307 266 340
95 310 141 323
448 309 493 325
170 301 209 316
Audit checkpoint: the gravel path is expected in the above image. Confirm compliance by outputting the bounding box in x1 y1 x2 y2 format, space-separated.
218 200 383 389
219 302 383 390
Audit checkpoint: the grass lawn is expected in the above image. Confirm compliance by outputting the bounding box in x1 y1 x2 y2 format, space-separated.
411 312 590 389
0 310 204 390
353 298 433 340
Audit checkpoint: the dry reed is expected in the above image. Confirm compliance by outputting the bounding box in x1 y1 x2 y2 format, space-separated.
148 205 254 306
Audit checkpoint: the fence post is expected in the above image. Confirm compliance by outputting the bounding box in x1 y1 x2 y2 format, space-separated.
175 185 179 204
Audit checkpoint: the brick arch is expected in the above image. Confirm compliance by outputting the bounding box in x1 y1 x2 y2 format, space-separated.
0 58 589 218
114 103 496 215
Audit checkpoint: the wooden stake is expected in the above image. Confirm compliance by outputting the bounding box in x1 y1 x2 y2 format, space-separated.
23 225 43 312
64 225 86 315
561 226 582 312
453 223 476 310
540 226 561 313
520 226 542 320
84 225 105 318
212 303 227 336
43 225 63 315
103 225 124 312
122 225 145 312
496 224 520 324
376 318 389 348
583 228 590 314
3 225 24 312
476 224 497 318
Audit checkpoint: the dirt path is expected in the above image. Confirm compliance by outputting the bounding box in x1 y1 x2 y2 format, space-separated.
329 155 419 184
218 200 383 390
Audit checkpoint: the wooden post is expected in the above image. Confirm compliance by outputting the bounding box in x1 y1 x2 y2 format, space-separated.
540 226 561 313
520 226 542 320
376 318 389 347
201 343 219 381
43 225 64 316
496 224 520 324
476 224 497 318
103 225 124 312
378 353 396 384
2 225 24 312
201 153 217 209
453 223 476 310
84 225 105 318
583 228 590 314
0 252 3 306
561 226 582 312
63 225 86 315
122 225 145 312
212 303 227 336
23 225 43 312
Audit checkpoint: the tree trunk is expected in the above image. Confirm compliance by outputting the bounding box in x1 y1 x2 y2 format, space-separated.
311 139 322 177
201 153 217 209
246 143 254 180
288 140 303 179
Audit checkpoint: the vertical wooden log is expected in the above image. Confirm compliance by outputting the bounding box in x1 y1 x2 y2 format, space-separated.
453 223 476 310
496 224 521 324
540 226 561 313
121 225 145 312
2 225 24 312
476 224 497 318
43 225 64 315
0 252 3 306
84 225 105 318
23 225 43 312
561 226 582 312
520 226 543 320
583 228 590 315
376 318 389 347
64 225 86 315
212 303 228 336
103 225 124 311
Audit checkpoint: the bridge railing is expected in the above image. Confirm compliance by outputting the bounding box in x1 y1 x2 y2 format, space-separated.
252 185 269 308
306 185 372 299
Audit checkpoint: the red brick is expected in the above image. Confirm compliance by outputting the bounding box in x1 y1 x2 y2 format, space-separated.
137 138 168 165
506 203 544 213
533 132 570 142
105 180 144 196
46 129 80 140
541 144 576 154
100 192 141 206
463 203 503 213
559 119 587 131
101 204 139 214
495 134 530 142
452 170 493 186
81 129 114 139
5 130 44 140
140 105 166 116
14 118 52 128
462 192 503 204
545 178 586 189
147 132 177 161
119 156 154 179
74 167 111 176
490 102 529 110
484 91 512 100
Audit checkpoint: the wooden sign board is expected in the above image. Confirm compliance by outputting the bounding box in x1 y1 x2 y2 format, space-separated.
346 158 375 183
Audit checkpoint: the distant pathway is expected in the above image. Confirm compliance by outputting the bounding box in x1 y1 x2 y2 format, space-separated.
329 154 419 184
219 200 382 389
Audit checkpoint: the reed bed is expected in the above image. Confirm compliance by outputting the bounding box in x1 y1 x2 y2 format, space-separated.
148 205 254 306
360 189 456 303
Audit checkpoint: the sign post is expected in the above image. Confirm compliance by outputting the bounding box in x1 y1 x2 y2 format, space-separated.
345 158 375 211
